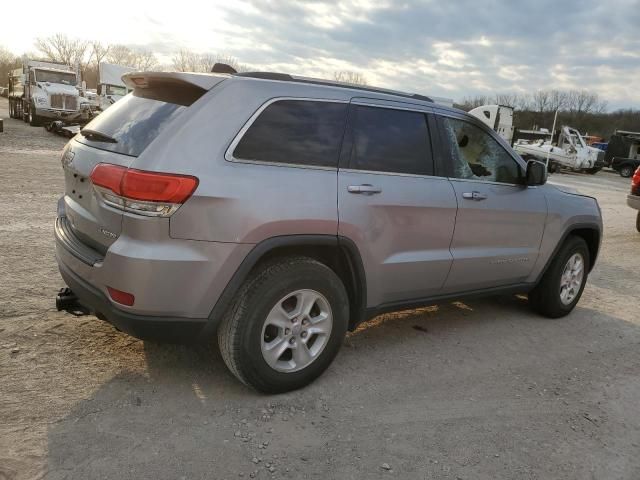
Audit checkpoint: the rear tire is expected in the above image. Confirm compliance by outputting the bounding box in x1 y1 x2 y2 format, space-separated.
620 165 634 178
529 236 590 318
217 256 349 393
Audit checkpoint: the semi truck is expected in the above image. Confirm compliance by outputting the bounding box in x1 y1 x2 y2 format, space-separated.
97 62 134 110
7 59 90 126
469 104 515 144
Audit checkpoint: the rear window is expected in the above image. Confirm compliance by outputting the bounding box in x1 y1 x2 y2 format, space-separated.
76 86 202 157
350 105 433 175
233 100 348 168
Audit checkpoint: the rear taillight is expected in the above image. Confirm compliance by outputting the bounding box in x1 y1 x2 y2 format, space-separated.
90 163 198 217
632 167 640 195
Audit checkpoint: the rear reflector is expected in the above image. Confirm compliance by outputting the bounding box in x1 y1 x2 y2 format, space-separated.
90 163 198 204
107 286 135 306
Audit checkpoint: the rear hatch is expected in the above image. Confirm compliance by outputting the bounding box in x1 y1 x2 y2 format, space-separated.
60 72 224 253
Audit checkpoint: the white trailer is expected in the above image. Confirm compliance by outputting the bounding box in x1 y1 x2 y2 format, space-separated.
469 104 514 144
97 62 135 110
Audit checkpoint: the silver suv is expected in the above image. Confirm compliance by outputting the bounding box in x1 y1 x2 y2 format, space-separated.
55 71 602 392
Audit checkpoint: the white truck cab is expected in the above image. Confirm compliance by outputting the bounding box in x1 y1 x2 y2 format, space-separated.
8 60 90 126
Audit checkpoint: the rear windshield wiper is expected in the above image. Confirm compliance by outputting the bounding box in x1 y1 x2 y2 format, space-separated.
81 128 118 143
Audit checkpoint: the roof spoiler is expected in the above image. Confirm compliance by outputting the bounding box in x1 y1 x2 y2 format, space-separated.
211 63 237 74
122 71 226 91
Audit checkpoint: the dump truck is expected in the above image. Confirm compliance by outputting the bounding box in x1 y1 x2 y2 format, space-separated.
7 59 90 126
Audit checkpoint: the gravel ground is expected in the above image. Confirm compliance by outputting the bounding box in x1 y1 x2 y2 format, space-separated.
1 96 639 480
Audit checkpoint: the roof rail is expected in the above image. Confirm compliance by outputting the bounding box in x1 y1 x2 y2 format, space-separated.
234 71 433 103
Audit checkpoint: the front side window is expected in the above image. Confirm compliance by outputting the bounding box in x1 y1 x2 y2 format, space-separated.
350 105 433 175
441 116 521 184
233 100 348 167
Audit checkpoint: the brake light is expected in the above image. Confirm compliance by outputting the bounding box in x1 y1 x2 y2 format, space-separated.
90 163 198 216
632 167 640 188
107 286 135 306
632 167 640 195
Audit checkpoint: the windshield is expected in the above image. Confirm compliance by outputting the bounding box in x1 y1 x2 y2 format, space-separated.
35 69 77 85
106 85 127 96
76 92 186 157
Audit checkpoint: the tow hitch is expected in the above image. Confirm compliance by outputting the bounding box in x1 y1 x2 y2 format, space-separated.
56 287 89 315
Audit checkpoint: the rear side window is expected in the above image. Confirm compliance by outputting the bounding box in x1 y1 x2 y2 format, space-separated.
76 84 205 157
350 105 433 175
233 100 348 167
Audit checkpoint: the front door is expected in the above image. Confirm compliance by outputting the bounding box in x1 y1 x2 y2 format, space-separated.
436 113 548 292
338 101 458 307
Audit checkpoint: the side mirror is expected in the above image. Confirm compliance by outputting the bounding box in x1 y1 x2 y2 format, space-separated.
526 160 547 186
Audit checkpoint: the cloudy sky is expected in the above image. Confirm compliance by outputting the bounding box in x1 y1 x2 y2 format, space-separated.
4 0 639 109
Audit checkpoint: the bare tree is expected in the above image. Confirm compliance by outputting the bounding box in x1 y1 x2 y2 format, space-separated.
493 93 519 108
456 95 490 111
172 50 244 73
34 34 89 67
133 49 158 70
106 45 158 70
333 71 368 86
172 49 199 71
515 93 531 111
547 90 568 112
531 90 551 112
90 41 111 67
0 45 19 84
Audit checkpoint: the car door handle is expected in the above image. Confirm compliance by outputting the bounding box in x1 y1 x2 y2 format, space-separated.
347 184 382 195
462 191 488 201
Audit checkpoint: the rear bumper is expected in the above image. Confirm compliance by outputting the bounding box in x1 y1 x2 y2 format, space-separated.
54 205 253 340
628 194 640 211
58 258 206 342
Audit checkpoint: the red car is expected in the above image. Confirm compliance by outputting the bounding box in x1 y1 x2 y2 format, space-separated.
628 167 640 232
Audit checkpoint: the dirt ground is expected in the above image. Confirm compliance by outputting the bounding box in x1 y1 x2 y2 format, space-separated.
0 96 639 480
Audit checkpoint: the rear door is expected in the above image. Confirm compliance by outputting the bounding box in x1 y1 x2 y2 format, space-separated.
338 100 458 307
61 80 207 252
435 112 547 292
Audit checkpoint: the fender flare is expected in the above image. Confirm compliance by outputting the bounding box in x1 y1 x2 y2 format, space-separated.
202 234 367 337
535 222 601 283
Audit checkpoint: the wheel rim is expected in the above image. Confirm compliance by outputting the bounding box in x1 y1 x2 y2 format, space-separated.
559 253 585 305
260 289 333 373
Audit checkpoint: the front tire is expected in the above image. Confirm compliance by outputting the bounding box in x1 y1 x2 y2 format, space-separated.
620 165 634 178
29 102 41 126
217 256 349 393
529 236 590 318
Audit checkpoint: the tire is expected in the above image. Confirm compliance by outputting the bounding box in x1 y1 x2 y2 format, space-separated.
585 167 601 175
620 165 634 178
217 256 349 393
529 236 590 318
29 102 41 126
548 162 558 174
8 99 14 118
636 211 640 233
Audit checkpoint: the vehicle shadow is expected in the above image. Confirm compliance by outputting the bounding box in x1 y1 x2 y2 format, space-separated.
44 294 640 479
